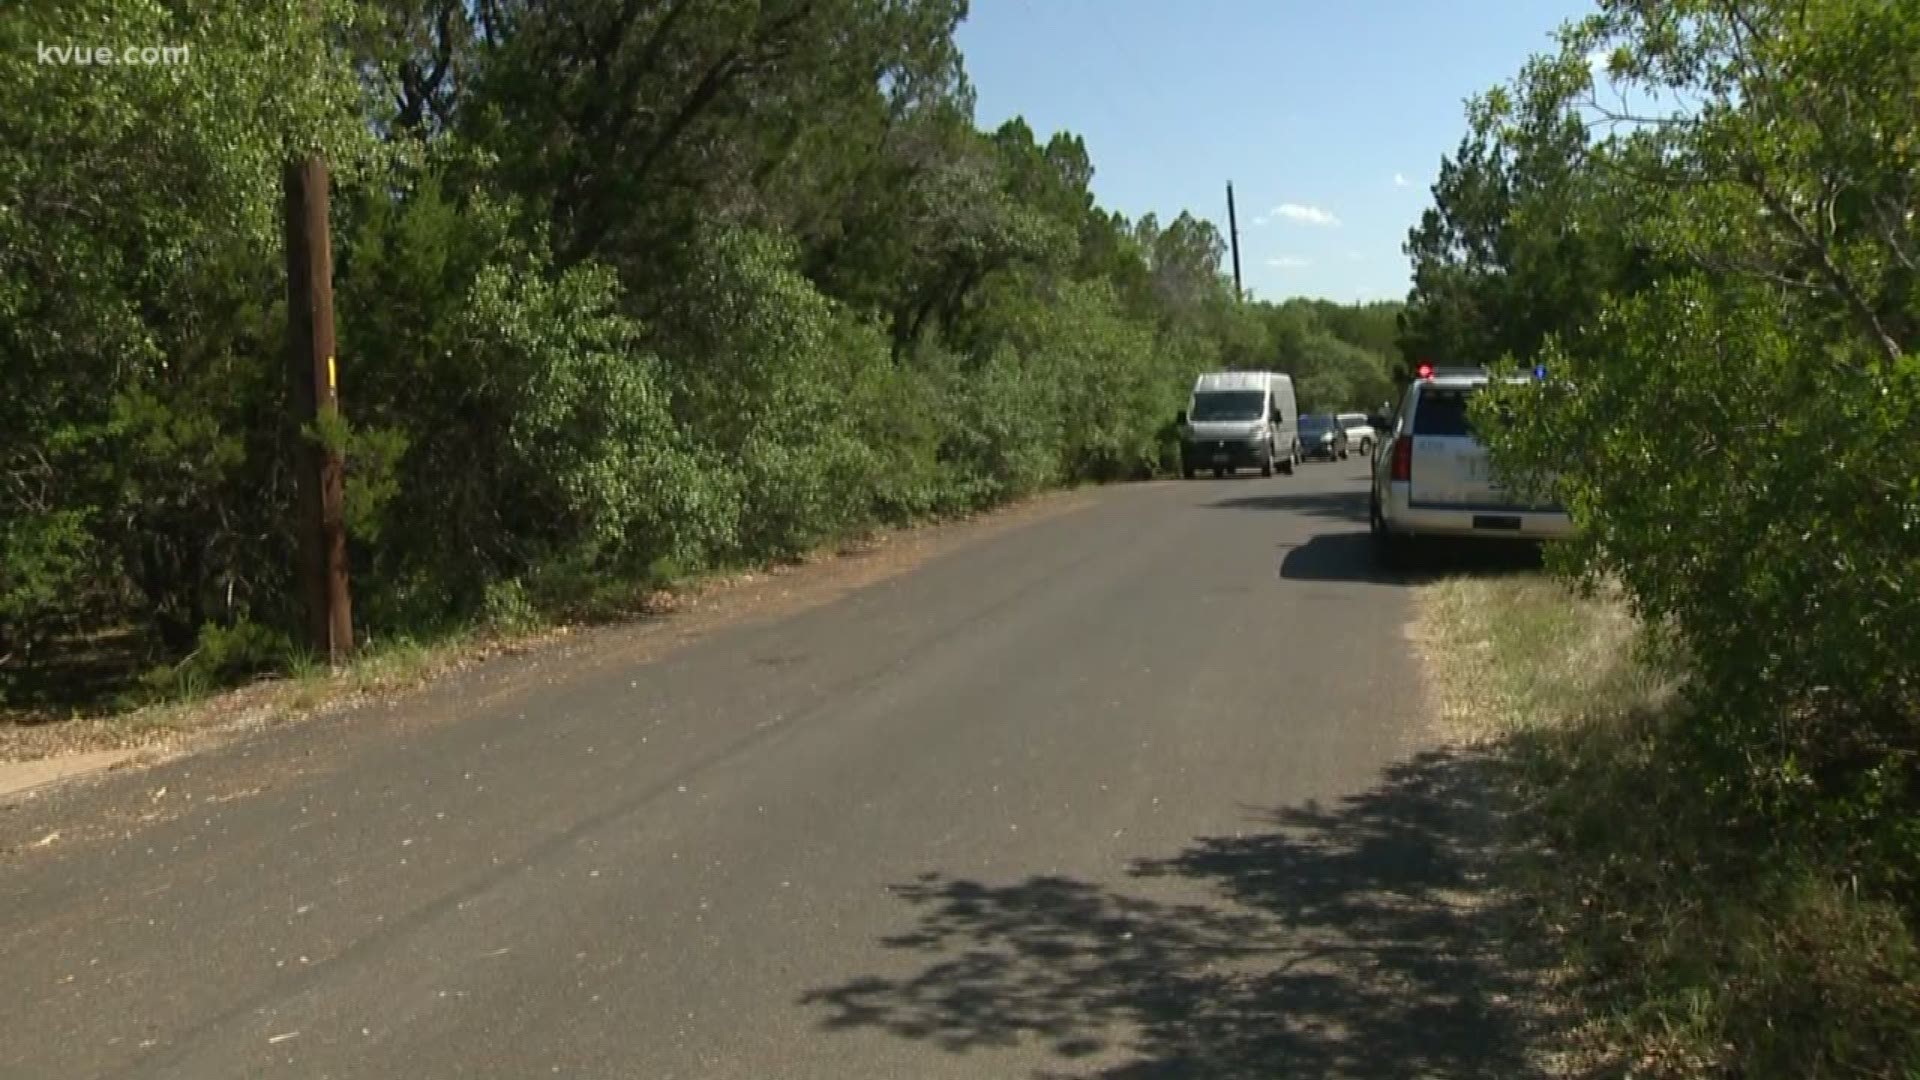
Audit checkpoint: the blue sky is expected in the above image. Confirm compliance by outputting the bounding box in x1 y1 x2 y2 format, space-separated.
954 0 1599 304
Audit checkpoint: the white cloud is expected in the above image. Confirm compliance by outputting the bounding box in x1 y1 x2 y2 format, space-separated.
1393 172 1410 188
1265 255 1311 269
1346 251 1365 263
1264 203 1340 227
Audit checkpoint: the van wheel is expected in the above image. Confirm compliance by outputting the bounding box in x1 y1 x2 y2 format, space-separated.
1260 444 1275 477
1281 442 1297 475
1212 466 1226 479
1182 465 1196 479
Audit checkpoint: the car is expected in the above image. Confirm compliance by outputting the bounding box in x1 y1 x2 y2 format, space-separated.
1298 413 1350 461
1336 412 1375 455
1177 371 1301 479
1369 367 1574 568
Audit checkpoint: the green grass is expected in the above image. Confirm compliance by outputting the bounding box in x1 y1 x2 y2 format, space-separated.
340 632 466 697
1413 574 1920 1080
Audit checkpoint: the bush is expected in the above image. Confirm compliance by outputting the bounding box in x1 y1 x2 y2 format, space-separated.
645 225 904 561
931 343 1063 508
852 357 950 524
479 579 538 634
1465 0 1920 938
339 184 707 620
142 620 296 699
1419 575 1920 1079
0 511 99 648
958 276 1181 487
1485 277 1920 899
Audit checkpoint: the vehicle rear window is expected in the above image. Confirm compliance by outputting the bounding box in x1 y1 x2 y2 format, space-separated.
1411 387 1477 437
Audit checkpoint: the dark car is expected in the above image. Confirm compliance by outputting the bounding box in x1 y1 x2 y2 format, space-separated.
1298 414 1350 461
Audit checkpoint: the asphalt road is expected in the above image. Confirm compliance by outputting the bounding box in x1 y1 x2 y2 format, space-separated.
1 459 1542 1079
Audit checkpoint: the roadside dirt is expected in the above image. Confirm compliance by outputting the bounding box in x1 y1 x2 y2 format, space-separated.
0 489 1099 783
1403 574 1621 1079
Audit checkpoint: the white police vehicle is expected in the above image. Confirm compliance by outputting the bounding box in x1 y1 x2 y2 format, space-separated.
1369 363 1574 567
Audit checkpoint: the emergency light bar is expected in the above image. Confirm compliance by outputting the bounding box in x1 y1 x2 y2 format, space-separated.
1413 362 1487 379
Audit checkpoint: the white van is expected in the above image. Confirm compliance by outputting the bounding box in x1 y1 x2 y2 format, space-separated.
1178 371 1300 478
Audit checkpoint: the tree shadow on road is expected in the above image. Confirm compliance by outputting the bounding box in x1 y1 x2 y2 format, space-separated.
801 748 1551 1079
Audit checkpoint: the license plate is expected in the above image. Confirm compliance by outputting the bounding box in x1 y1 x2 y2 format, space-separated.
1472 515 1521 531
1212 453 1229 463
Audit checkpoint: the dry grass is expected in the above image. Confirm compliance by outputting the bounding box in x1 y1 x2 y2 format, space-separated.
1412 573 1920 1080
0 625 511 766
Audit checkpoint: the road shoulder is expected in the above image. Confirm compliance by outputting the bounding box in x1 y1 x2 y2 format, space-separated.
0 488 1098 805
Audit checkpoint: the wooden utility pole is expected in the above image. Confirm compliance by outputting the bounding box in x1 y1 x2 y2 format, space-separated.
1226 181 1244 302
283 156 353 664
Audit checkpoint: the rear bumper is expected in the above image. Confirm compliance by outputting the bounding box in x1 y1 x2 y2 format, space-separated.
1380 483 1575 540
1302 441 1343 459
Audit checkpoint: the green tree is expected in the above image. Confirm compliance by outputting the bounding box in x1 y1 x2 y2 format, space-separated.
0 0 370 660
1458 11 1920 1068
0 0 1312 713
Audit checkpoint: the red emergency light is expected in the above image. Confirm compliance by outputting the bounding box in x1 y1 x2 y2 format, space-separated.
1415 361 1435 379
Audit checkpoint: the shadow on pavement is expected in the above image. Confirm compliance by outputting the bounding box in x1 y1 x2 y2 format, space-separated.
801 748 1548 1079
1205 488 1370 522
1277 532 1393 585
1278 528 1547 586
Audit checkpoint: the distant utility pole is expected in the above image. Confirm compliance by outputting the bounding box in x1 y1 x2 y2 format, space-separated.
1226 181 1244 302
283 155 353 665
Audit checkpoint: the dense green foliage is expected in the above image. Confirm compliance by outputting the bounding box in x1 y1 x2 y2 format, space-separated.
0 0 1396 705
1404 1 1920 1072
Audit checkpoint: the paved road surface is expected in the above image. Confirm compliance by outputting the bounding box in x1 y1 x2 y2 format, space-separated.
1 460 1540 1079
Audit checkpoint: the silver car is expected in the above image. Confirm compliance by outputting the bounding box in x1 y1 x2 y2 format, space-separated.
1336 412 1376 456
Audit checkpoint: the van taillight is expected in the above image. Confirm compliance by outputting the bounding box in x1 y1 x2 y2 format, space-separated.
1390 436 1412 482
